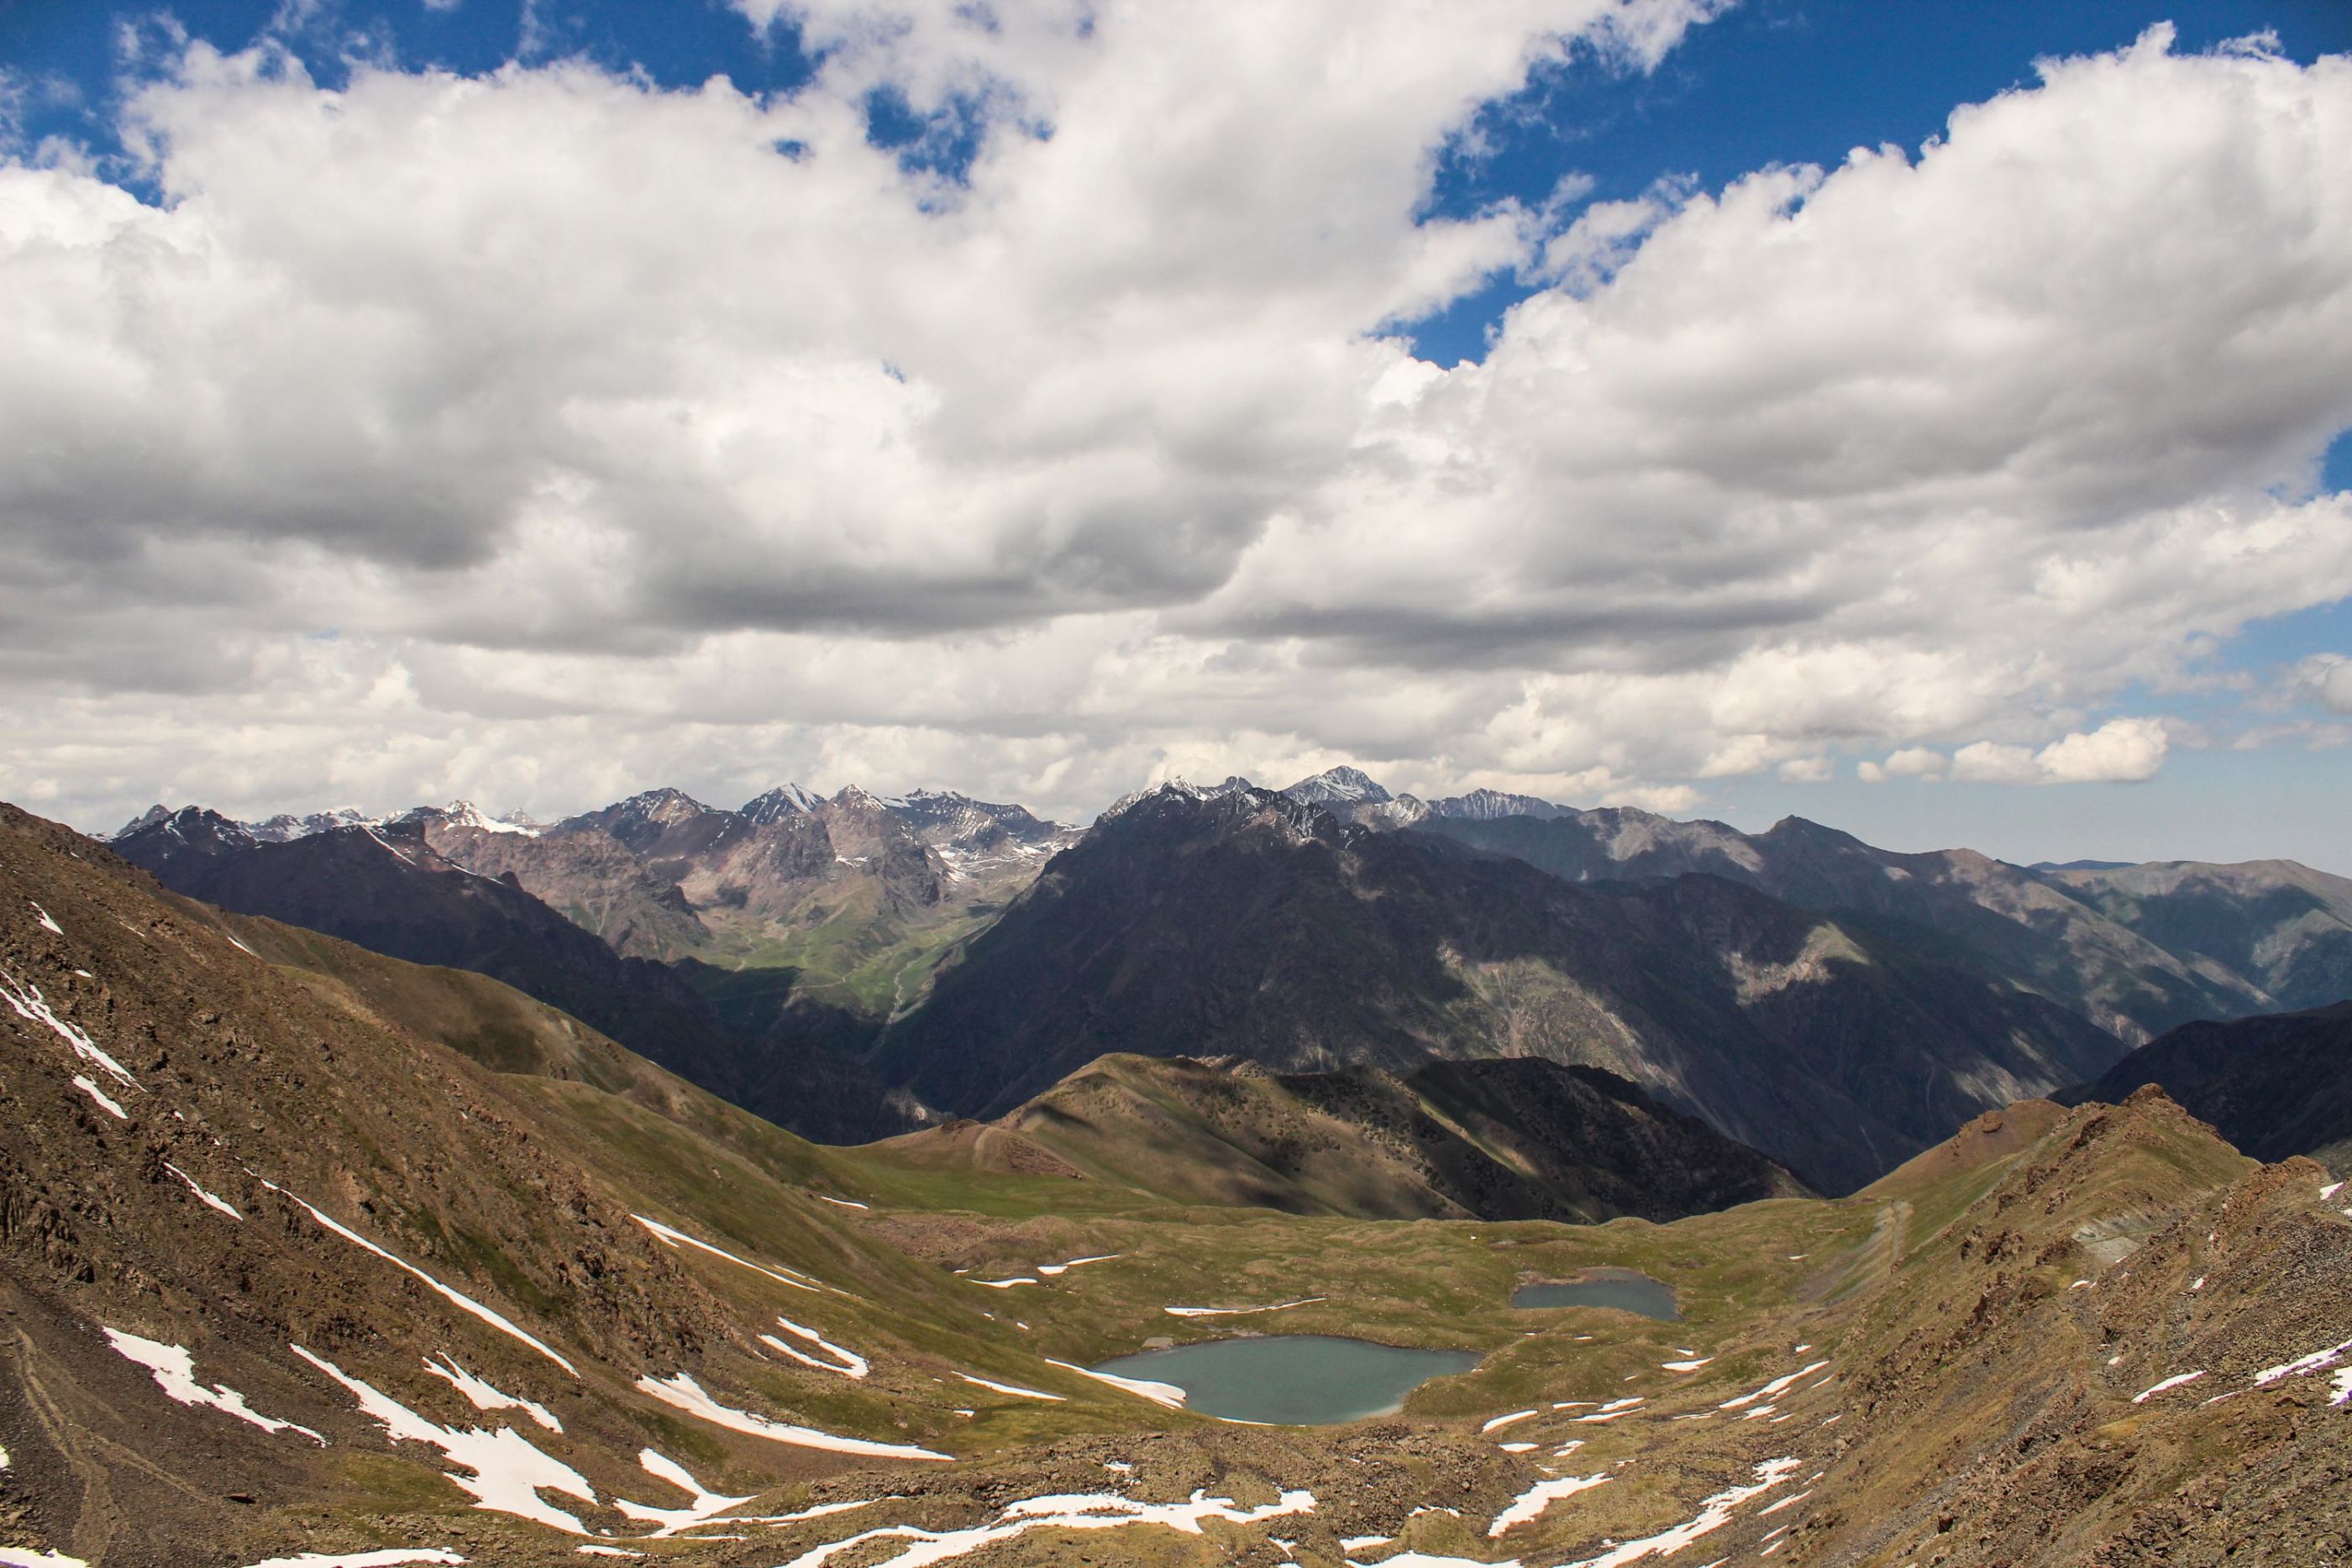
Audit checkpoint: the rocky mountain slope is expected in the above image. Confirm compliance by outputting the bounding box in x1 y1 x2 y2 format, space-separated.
2057 999 2352 1172
874 784 2125 1193
6 799 2350 1567
106 806 904 1144
1269 765 2348 1046
872 1052 1809 1221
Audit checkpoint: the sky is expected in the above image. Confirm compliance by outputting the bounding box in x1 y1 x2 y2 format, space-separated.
3 0 2351 869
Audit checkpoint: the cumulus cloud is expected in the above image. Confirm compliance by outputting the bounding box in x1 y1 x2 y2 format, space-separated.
0 14 2349 827
1938 718 2169 785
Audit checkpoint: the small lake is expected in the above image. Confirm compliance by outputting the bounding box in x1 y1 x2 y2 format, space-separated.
1512 1269 1680 1320
1090 1335 1483 1425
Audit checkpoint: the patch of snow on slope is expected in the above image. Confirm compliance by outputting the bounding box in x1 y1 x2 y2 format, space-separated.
1164 1297 1323 1317
224 931 261 957
0 1551 94 1568
1662 1357 1713 1371
268 1184 577 1374
238 1555 466 1568
957 1372 1063 1401
423 1354 560 1432
162 1162 242 1219
1480 1410 1537 1434
2 967 139 1087
971 1277 1039 1288
29 902 60 935
816 1195 869 1209
760 1315 869 1379
2132 1371 2206 1403
1720 1361 1829 1410
1489 1472 1610 1537
633 1371 951 1460
1036 1254 1120 1275
2255 1331 2352 1394
774 1487 1316 1568
1557 1456 1803 1568
71 1074 128 1119
1042 1359 1187 1409
292 1345 596 1533
633 1214 819 1293
103 1329 323 1444
612 1449 756 1537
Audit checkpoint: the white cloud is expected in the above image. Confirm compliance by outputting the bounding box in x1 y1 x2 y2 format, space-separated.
1942 718 2167 785
0 18 2349 828
2034 716 2169 783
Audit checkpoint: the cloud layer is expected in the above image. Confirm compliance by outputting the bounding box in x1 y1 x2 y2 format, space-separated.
3 11 2349 827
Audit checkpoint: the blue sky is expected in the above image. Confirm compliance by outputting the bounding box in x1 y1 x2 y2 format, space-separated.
2 1 2349 867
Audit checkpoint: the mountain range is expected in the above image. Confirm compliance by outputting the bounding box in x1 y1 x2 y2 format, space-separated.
102 765 2352 1193
6 795 2349 1566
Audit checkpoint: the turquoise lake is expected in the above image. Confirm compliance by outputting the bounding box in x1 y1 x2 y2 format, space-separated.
1090 1334 1483 1425
1511 1270 1680 1319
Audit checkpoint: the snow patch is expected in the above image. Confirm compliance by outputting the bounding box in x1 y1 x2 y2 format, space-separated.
1557 1456 1803 1567
1489 1472 1609 1537
632 1213 820 1293
1480 1409 1538 1434
957 1372 1063 1401
0 1551 94 1568
612 1449 756 1537
292 1345 596 1533
760 1315 869 1379
1042 1358 1187 1409
1720 1361 1829 1410
1036 1254 1120 1275
271 1185 577 1374
238 1555 467 1568
971 1277 1039 1288
161 1162 241 1219
71 1074 128 1120
2254 1331 2352 1392
816 1195 870 1210
423 1354 560 1432
1164 1298 1323 1317
3 967 139 1088
30 902 61 935
633 1371 951 1460
774 1487 1315 1568
104 1329 323 1444
1662 1357 1713 1371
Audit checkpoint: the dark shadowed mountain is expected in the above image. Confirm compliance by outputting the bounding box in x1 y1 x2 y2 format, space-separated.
873 1051 1809 1222
108 806 906 1143
873 784 2126 1193
2057 1000 2352 1172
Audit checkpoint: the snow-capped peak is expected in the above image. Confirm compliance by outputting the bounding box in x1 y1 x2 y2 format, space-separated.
438 800 541 836
741 784 824 823
1281 766 1391 806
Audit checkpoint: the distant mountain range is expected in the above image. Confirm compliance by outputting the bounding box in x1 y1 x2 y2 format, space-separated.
872 783 2124 1193
103 765 2352 1192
